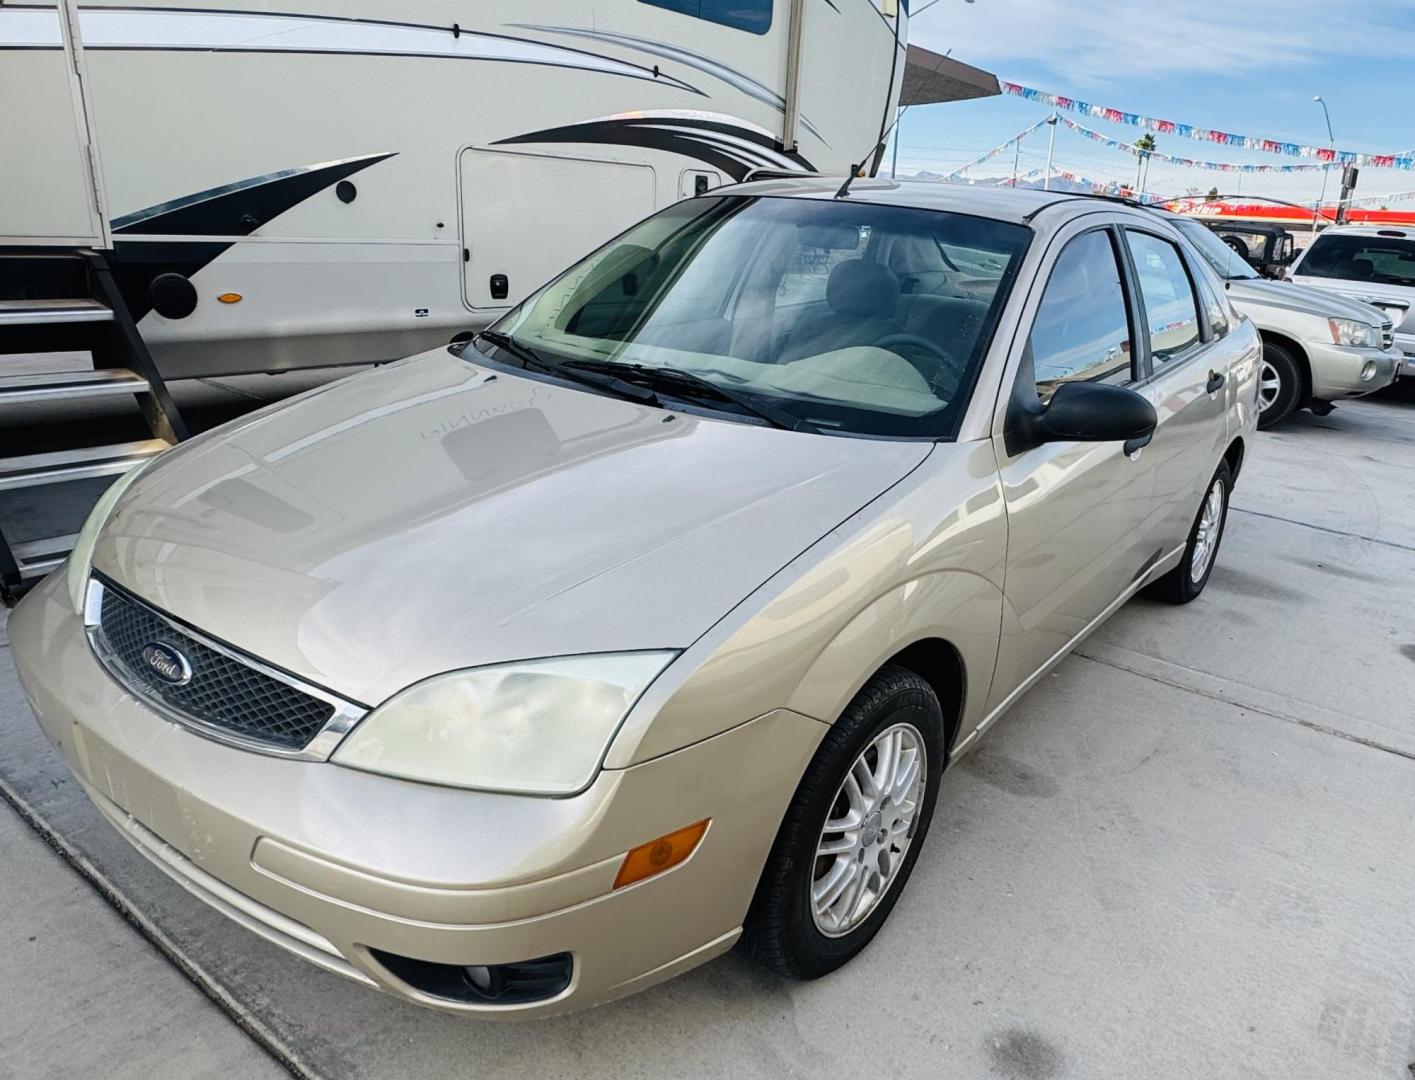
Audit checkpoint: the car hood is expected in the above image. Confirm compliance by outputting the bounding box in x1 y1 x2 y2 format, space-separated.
1226 277 1390 326
94 349 930 705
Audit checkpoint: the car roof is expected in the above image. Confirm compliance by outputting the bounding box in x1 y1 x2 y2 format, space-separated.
1307 224 1415 238
720 176 1105 225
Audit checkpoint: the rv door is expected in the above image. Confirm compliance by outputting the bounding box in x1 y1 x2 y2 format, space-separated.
0 0 109 246
459 148 657 311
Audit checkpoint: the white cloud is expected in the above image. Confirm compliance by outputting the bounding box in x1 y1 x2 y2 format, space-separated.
910 0 1415 84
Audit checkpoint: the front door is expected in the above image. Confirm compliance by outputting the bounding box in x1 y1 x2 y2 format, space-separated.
987 223 1157 711
0 0 108 245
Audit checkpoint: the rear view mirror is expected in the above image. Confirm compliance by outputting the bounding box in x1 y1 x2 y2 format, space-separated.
1006 381 1158 456
1042 382 1158 448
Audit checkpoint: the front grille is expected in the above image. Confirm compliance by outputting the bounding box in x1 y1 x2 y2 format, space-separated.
90 577 336 751
1383 326 1395 350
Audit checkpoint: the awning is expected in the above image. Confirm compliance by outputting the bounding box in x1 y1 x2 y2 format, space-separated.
900 45 1000 106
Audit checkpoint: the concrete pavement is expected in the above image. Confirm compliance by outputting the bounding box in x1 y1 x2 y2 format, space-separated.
2 392 1414 1079
0 797 288 1080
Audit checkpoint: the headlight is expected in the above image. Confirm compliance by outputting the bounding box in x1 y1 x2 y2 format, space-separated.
66 459 154 613
331 651 676 795
1329 318 1378 348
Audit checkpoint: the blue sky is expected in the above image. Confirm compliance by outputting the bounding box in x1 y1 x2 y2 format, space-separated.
899 0 1415 205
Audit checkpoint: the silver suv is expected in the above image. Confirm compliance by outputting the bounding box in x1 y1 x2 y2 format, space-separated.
1165 215 1401 427
1289 224 1415 384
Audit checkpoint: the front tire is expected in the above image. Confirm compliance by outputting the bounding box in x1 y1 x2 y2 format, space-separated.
1147 460 1231 604
743 665 944 980
1257 342 1303 428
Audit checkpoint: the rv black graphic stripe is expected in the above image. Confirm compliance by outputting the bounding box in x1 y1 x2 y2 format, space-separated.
494 117 814 181
113 153 396 237
108 153 395 320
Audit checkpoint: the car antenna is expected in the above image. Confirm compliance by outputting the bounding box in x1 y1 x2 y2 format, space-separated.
837 0 905 199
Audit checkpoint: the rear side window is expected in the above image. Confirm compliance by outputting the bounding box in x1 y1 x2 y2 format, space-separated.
1125 232 1201 366
639 0 772 33
1193 270 1229 338
1300 234 1415 286
1027 231 1135 401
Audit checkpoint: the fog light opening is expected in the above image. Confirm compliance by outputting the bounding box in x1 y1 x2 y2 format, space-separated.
1361 360 1379 382
368 949 573 1005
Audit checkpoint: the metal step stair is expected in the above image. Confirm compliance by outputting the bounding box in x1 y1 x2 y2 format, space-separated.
0 298 114 327
0 368 149 405
0 248 188 604
0 440 171 492
8 534 79 583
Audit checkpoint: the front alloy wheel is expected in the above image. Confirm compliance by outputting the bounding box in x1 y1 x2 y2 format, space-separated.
810 723 926 937
744 665 944 980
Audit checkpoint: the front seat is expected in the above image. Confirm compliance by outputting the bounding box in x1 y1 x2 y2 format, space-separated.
778 259 903 362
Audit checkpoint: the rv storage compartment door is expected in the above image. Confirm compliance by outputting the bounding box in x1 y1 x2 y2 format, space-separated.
460 149 657 310
0 1 107 245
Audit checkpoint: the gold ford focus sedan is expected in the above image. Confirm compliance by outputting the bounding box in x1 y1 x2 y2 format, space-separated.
10 180 1259 1017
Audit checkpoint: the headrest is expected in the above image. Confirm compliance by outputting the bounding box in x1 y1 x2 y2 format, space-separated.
826 259 900 318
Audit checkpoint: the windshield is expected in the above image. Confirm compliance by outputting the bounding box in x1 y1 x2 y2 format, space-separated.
484 195 1031 438
1172 218 1259 280
1299 233 1415 287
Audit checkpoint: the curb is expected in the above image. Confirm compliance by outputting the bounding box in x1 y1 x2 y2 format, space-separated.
0 774 324 1080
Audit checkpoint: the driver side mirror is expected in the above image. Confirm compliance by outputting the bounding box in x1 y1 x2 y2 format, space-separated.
1006 381 1158 456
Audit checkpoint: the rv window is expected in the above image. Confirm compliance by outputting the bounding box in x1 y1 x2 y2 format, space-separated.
640 0 772 34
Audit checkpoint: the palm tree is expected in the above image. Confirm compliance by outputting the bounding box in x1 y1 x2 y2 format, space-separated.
1135 133 1157 193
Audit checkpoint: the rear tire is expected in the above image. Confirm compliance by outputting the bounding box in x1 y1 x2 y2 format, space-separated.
1147 461 1231 604
1257 342 1303 428
743 665 944 980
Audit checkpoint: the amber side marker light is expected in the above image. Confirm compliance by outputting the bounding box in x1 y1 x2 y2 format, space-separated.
217 292 243 304
613 819 709 890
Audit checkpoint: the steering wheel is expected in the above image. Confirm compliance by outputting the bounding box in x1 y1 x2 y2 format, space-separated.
874 332 965 398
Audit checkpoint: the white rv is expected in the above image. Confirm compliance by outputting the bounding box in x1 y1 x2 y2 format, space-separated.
2 0 914 378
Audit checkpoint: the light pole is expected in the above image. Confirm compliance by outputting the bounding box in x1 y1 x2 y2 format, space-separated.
890 105 908 177
1043 113 1058 191
1313 95 1335 233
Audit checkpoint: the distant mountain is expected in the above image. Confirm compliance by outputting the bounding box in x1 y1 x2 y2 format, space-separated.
894 171 1098 194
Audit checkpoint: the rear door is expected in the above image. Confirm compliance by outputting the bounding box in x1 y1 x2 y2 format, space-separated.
987 219 1157 710
0 0 108 246
1118 225 1230 553
458 148 657 313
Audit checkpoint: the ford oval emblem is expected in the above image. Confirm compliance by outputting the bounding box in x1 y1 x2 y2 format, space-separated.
140 642 193 686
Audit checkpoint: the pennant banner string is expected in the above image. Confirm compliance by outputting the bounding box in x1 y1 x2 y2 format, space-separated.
1057 116 1334 173
1002 81 1415 170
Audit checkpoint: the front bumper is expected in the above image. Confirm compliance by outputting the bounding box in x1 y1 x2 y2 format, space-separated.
9 571 826 1017
1305 342 1402 400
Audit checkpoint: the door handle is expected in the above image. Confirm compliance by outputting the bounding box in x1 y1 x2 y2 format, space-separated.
1206 370 1226 394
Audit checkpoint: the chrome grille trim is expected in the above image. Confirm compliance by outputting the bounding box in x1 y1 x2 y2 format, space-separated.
83 576 368 761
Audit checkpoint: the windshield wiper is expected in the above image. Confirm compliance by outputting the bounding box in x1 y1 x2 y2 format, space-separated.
564 360 820 434
475 331 659 406
653 367 823 434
